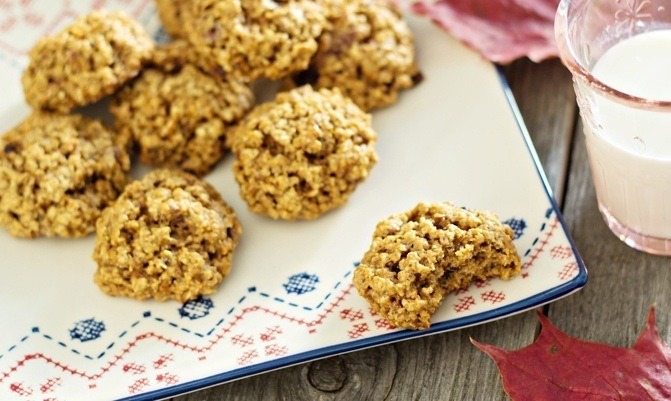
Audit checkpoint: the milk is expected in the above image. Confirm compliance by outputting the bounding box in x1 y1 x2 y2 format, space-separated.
585 30 671 239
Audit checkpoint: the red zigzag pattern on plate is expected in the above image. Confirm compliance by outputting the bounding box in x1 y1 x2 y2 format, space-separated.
522 217 558 270
0 0 153 56
0 214 561 387
0 284 354 383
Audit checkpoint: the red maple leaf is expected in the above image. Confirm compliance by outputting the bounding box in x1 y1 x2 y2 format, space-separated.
472 308 671 400
409 0 559 64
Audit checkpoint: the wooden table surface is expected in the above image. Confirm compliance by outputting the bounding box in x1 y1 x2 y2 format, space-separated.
174 59 671 401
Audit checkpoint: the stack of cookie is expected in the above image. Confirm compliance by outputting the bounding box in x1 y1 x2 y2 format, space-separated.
150 0 421 222
0 2 523 331
3 12 152 239
157 0 420 110
0 0 419 304
1 10 247 303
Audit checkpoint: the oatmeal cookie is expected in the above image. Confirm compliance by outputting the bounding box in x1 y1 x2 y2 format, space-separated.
111 42 254 176
184 0 325 80
353 202 521 330
22 11 154 113
93 169 242 302
0 113 130 238
156 0 187 38
149 39 224 78
290 0 419 111
231 86 377 220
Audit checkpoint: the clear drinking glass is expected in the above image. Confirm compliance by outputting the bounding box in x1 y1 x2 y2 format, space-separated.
556 0 671 255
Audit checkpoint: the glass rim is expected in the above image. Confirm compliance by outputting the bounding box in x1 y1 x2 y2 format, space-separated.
555 0 671 111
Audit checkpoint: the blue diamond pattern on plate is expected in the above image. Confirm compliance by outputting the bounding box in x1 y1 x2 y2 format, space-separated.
503 217 527 239
178 297 215 320
69 318 105 342
283 273 320 295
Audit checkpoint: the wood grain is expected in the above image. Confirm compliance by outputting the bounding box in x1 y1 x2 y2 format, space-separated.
501 59 577 201
547 120 671 346
174 59 577 401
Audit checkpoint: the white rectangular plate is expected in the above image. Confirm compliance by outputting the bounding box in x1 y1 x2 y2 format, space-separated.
0 1 587 400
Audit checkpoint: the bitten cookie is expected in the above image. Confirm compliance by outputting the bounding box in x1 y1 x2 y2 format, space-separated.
22 11 154 113
353 202 521 330
290 0 419 111
184 0 326 80
231 86 378 220
0 113 130 238
93 169 242 302
156 0 187 38
111 41 254 176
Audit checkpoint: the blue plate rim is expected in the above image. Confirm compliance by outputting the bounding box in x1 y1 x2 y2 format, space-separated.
117 66 588 401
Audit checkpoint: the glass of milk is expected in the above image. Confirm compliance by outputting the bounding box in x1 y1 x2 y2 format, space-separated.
556 0 671 255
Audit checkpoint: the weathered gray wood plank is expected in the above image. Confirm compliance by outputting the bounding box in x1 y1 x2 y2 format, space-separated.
175 59 576 401
547 120 671 346
502 59 577 200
